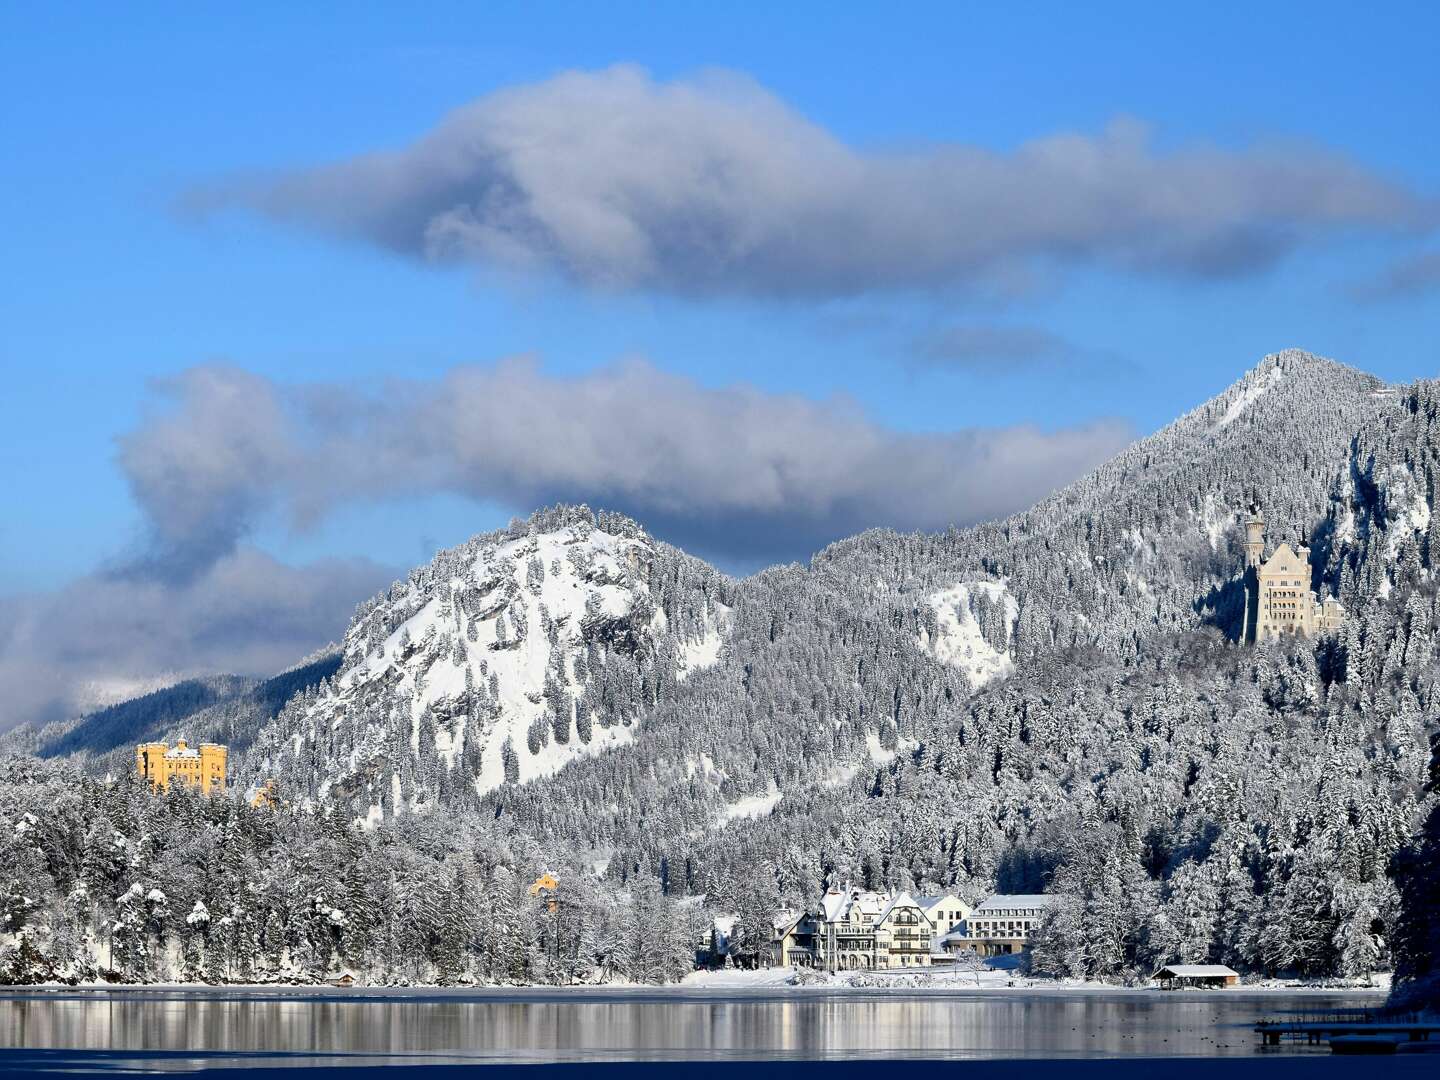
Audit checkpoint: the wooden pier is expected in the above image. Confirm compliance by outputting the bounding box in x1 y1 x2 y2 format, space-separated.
1254 1009 1440 1052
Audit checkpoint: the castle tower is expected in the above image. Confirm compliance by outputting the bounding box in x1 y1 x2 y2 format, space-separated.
136 742 168 790
199 743 227 795
1243 506 1266 570
1235 505 1345 646
1241 505 1265 643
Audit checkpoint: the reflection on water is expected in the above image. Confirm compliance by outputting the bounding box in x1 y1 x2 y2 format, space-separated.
0 989 1379 1065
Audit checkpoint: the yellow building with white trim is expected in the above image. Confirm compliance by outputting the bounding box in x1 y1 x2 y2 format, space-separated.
136 739 227 794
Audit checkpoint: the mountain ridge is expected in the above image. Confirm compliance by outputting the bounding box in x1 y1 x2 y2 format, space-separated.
5 349 1438 989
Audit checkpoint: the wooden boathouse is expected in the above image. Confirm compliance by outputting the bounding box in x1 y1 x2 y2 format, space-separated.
1153 964 1240 989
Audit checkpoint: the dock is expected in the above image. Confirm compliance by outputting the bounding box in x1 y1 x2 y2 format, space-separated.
1255 1009 1440 1052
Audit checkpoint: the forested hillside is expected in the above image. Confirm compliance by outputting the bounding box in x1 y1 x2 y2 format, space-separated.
0 757 699 985
2 350 1437 987
0 654 342 780
488 354 1438 979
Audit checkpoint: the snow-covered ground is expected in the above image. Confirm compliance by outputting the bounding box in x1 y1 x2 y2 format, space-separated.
8 967 1391 995
1216 361 1284 429
919 581 1018 688
676 604 729 680
721 786 783 822
680 966 1391 995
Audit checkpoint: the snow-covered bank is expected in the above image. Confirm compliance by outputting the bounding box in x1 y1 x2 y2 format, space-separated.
1 968 1392 996
680 967 1391 995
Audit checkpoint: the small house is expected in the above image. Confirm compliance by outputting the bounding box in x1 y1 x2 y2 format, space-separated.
1153 964 1240 989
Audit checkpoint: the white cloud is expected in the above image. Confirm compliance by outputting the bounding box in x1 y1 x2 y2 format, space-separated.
194 65 1435 297
118 356 1134 566
3 354 1132 732
0 548 390 731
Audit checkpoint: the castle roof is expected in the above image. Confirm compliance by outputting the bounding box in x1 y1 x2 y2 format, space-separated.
1260 543 1307 573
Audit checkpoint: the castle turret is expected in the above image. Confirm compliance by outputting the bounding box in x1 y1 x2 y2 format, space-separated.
1243 506 1266 570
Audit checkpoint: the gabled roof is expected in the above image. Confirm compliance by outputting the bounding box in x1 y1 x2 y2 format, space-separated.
820 889 850 923
875 890 927 925
1153 964 1238 978
1261 543 1305 571
772 910 805 936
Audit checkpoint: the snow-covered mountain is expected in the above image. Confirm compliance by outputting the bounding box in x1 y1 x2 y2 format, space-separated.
474 352 1438 978
8 349 1440 988
247 349 1410 835
245 506 730 819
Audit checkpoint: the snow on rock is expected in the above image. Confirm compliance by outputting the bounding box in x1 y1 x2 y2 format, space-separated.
1381 463 1433 562
1200 493 1229 551
1216 360 1284 429
246 507 730 822
919 580 1018 689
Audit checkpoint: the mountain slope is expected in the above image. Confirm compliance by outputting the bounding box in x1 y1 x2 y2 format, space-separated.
494 350 1394 827
471 354 1437 980
251 351 1401 839
3 349 1436 987
245 506 730 817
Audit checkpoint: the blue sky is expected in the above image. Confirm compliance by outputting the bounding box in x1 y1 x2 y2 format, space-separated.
2 2 1438 723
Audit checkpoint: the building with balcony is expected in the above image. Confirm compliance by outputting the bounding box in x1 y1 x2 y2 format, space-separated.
772 886 970 971
964 894 1055 956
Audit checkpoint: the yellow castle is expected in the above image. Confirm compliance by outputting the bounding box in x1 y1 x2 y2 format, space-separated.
136 739 227 794
251 777 281 809
529 872 560 912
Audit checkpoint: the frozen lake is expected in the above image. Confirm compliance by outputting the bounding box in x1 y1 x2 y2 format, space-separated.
0 986 1394 1072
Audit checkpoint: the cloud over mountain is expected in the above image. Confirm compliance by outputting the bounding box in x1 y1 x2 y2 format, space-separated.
118 357 1133 568
194 65 1435 297
0 548 390 731
0 355 1127 732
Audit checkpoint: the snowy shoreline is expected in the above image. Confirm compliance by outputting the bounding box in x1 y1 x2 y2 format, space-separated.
0 968 1391 998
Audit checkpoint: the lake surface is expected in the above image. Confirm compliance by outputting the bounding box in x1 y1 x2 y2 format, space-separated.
0 987 1387 1071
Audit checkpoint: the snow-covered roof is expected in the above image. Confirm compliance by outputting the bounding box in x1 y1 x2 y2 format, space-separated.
973 894 1054 912
772 910 804 934
851 891 888 918
912 894 964 913
1154 964 1238 978
874 890 923 925
820 889 849 923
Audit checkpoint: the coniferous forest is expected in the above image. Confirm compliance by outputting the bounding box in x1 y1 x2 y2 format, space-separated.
2 351 1438 998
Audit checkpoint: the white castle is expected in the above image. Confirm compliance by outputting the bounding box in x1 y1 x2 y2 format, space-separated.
1241 506 1344 643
